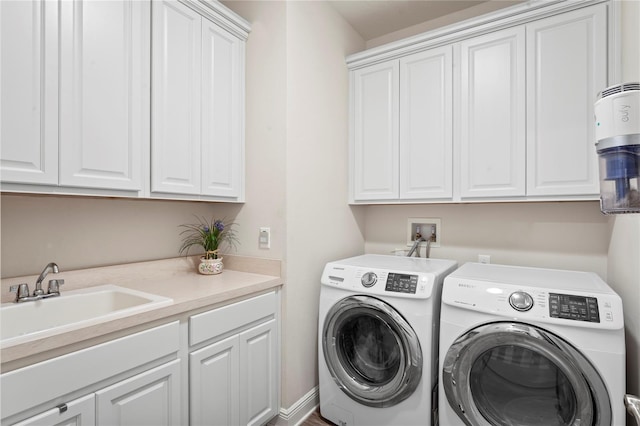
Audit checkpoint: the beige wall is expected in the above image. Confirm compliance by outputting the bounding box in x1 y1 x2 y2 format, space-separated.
607 0 640 401
283 1 365 408
364 202 610 277
365 0 521 49
0 194 238 277
224 0 368 410
224 0 367 411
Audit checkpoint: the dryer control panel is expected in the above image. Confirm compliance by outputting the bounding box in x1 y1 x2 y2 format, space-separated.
442 278 623 330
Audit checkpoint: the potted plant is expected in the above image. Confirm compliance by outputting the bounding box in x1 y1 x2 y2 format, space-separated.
179 216 238 275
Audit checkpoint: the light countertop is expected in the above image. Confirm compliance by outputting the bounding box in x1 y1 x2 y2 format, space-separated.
1 255 283 369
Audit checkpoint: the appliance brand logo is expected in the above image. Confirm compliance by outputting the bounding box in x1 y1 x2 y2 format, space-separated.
458 282 476 288
618 104 631 122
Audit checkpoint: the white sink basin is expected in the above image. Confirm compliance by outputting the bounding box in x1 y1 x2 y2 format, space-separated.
1 285 172 347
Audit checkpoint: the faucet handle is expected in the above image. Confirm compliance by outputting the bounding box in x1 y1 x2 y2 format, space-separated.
47 279 64 294
10 283 30 301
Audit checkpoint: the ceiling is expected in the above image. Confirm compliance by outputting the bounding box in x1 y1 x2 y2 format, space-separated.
327 0 492 41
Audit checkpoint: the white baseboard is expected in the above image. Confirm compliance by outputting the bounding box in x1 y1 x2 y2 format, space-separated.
268 386 319 426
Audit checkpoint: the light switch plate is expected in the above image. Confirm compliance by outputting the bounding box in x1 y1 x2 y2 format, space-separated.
259 227 271 249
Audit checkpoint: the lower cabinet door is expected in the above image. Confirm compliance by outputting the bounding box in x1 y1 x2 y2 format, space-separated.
190 335 240 426
12 394 96 426
239 319 278 426
95 360 181 426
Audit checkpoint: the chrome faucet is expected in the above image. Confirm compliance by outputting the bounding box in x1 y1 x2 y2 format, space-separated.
10 262 64 303
34 262 59 296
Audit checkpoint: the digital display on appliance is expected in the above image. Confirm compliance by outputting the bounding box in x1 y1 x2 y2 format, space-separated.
549 293 600 323
385 273 418 294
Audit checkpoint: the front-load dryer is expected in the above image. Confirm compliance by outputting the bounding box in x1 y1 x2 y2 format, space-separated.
319 254 457 426
439 263 625 426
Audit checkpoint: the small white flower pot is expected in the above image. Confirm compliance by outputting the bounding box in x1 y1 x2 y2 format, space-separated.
198 257 224 275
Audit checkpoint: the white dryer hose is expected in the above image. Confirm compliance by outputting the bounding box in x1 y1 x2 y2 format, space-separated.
626 394 640 425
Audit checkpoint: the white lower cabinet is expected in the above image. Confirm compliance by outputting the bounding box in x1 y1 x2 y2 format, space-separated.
96 360 181 426
190 335 240 426
189 292 280 426
1 292 280 426
1 322 181 426
12 361 181 426
12 394 96 426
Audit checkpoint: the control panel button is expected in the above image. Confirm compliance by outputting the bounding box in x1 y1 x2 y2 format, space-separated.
361 272 377 288
509 291 534 312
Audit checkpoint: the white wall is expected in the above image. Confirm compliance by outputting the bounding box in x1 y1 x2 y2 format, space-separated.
607 0 640 401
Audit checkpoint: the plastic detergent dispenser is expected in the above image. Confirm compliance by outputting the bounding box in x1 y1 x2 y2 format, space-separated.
595 82 640 214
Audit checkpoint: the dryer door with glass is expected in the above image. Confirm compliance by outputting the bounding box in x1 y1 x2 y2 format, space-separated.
322 295 422 408
442 322 611 426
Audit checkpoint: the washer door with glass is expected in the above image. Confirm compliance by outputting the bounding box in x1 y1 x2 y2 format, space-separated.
322 295 422 408
442 322 611 426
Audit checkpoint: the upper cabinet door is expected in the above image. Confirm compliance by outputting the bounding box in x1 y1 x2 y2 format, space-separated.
152 0 202 195
459 27 526 198
201 19 244 198
526 4 606 197
0 0 58 185
58 0 148 191
400 46 453 200
351 60 400 201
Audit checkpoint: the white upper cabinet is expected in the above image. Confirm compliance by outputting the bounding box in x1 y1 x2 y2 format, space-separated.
348 1 612 204
526 4 606 197
59 0 148 191
1 0 148 192
151 0 202 195
201 18 244 198
1 0 248 202
351 61 400 201
0 0 58 185
459 27 526 199
400 46 453 200
152 0 246 200
351 46 453 202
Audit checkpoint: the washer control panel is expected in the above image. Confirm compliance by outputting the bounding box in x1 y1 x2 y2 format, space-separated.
385 273 419 294
549 293 600 323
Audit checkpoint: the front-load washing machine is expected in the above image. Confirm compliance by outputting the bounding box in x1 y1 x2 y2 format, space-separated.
319 254 457 426
439 263 625 426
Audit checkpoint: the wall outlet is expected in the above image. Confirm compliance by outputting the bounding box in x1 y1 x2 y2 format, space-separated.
478 254 491 264
407 218 441 248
